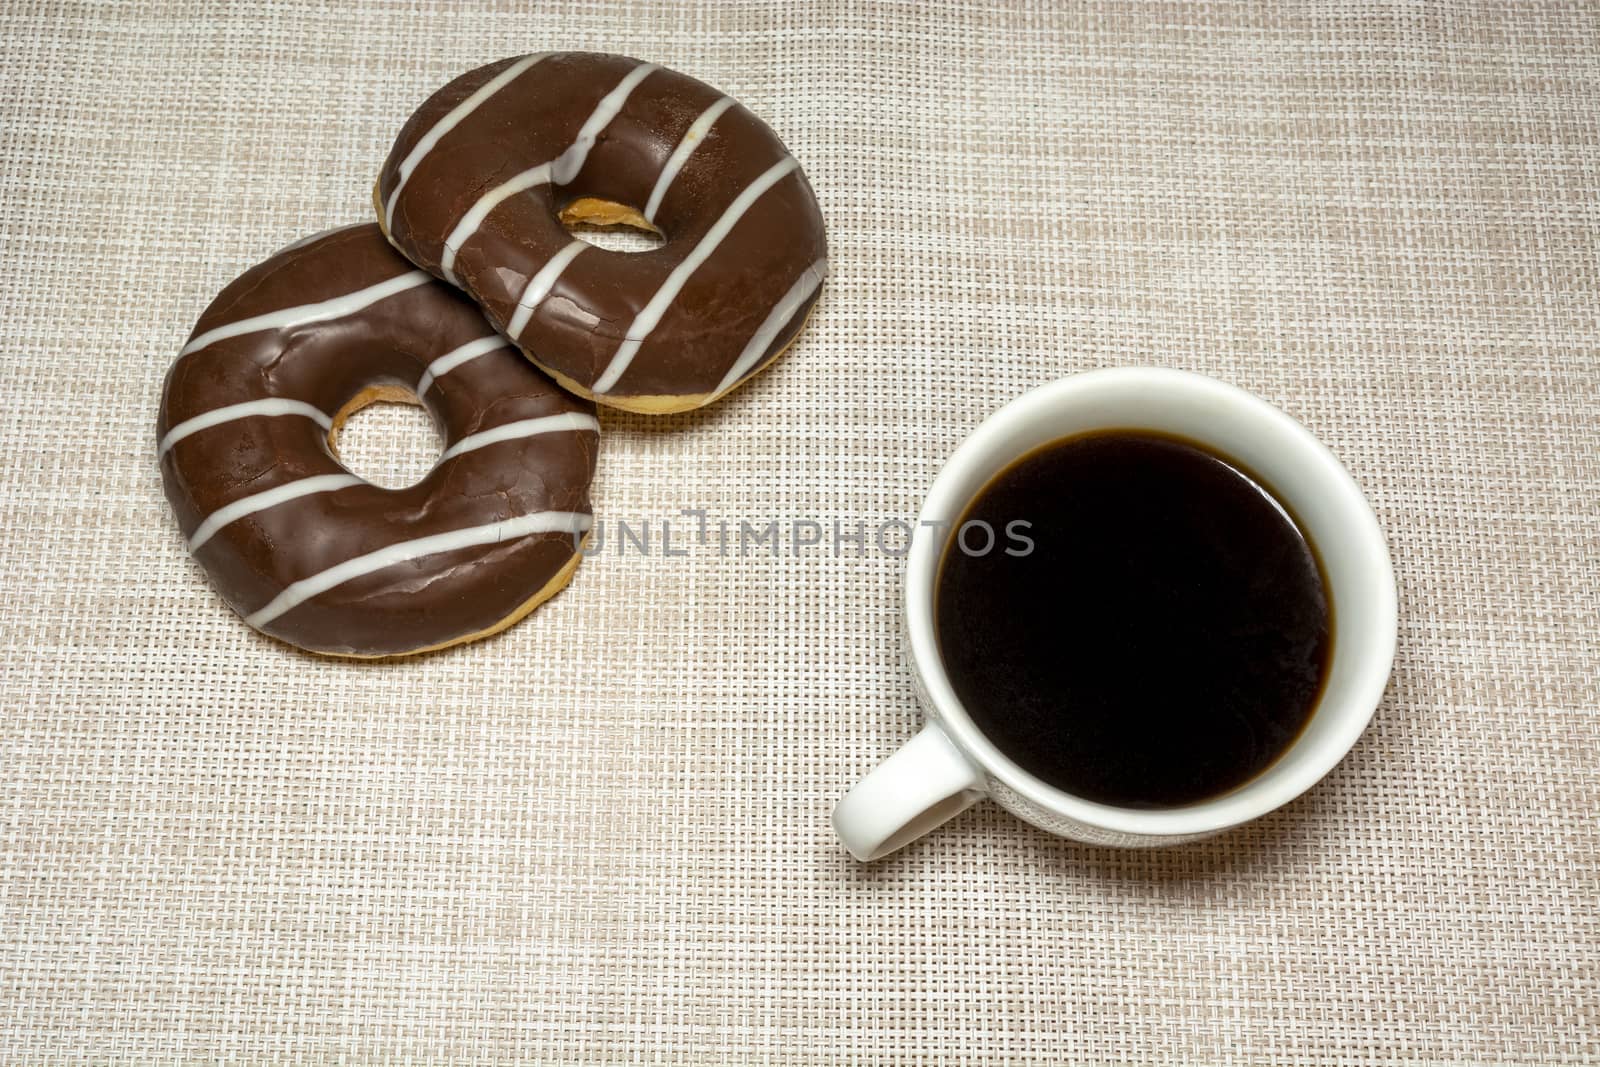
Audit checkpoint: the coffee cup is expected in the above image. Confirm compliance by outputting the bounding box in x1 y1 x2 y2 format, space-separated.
832 368 1397 860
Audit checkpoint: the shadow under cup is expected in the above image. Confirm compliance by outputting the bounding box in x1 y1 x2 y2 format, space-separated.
895 369 1398 849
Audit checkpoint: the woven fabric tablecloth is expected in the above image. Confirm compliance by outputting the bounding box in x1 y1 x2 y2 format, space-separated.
3 1 1598 1062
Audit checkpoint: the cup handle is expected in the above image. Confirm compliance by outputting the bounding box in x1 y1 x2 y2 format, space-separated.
832 724 988 861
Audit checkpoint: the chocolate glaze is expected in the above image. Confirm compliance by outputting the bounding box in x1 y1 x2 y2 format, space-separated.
158 223 599 657
377 53 828 408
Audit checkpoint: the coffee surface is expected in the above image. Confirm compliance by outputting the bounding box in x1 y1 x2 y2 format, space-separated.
936 431 1331 808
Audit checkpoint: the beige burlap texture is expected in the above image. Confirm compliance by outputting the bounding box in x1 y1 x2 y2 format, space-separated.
3 1 1597 1062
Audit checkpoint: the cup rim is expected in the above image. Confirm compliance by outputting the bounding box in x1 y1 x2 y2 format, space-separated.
905 367 1398 838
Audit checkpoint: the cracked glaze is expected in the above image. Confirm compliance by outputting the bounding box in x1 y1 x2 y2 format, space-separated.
158 223 599 656
377 52 828 409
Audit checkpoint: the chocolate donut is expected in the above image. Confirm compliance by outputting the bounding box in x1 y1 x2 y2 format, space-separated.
375 52 828 414
158 223 599 657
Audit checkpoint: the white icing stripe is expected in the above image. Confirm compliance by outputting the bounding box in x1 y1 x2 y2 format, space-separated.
549 63 660 185
437 412 600 463
439 163 553 284
159 398 330 457
713 258 828 395
506 240 588 338
178 271 431 358
592 156 800 395
245 510 592 629
384 53 552 234
438 62 658 285
187 473 363 553
416 335 509 395
643 96 735 224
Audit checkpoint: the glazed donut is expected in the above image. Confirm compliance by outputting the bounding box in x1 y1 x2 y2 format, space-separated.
157 223 599 657
375 52 828 414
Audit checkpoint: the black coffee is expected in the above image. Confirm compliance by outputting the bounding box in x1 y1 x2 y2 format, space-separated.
935 430 1331 808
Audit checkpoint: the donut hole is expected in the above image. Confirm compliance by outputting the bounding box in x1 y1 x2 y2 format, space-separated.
327 386 443 489
559 197 665 253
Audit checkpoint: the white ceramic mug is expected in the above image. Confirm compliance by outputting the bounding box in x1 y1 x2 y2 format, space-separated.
832 368 1397 860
